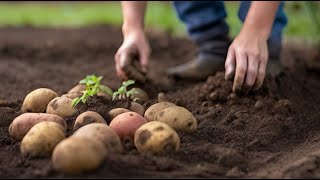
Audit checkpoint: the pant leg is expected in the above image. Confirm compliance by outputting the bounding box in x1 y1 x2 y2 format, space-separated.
172 1 231 57
238 1 288 60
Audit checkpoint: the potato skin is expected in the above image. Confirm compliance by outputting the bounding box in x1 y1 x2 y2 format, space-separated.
109 112 147 139
61 92 83 99
20 121 66 157
73 123 123 153
144 102 176 121
67 84 86 94
9 113 66 140
97 85 113 100
129 102 145 116
46 97 76 118
21 88 58 113
130 88 149 104
154 106 197 132
73 111 106 132
108 108 131 120
52 136 107 175
134 121 180 154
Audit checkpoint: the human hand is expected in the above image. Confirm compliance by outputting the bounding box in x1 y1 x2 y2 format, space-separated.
114 29 151 82
224 29 268 94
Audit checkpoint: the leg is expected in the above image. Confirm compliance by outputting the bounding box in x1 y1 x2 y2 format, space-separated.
167 1 231 80
238 1 288 75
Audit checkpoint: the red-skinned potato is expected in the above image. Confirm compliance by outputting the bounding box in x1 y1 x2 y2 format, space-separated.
73 111 106 132
21 88 58 113
109 112 147 140
9 113 66 140
73 123 123 153
144 102 176 121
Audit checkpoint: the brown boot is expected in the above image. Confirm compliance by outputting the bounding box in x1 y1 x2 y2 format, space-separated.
166 53 225 81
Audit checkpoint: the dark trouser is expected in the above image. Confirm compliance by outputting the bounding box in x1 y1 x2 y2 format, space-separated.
172 1 288 60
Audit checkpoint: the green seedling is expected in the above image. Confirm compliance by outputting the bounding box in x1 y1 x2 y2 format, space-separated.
72 74 113 107
112 80 140 102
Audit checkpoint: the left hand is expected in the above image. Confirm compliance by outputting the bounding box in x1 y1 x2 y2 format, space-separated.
224 29 268 94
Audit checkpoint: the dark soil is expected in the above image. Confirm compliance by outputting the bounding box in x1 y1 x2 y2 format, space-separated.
0 25 320 178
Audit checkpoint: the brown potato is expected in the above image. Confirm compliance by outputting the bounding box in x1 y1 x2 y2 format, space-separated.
144 102 176 121
67 84 86 94
61 92 83 99
108 108 131 120
134 121 180 154
109 112 147 140
21 121 66 157
9 113 66 140
46 97 76 118
73 123 123 153
129 88 149 104
52 136 107 175
73 111 106 132
21 88 58 113
129 102 145 116
154 106 197 132
97 85 113 100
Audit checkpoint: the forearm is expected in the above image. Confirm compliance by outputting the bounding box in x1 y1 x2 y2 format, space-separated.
121 1 147 35
241 1 280 40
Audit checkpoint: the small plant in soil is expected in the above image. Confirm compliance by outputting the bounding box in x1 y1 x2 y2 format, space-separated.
112 80 140 102
72 75 113 107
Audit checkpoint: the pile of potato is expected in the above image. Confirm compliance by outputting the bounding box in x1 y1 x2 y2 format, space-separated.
9 85 198 175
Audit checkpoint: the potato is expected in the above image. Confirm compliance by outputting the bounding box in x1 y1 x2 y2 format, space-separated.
21 88 58 113
129 102 145 116
108 108 131 120
52 136 107 175
67 84 86 94
9 113 66 140
73 111 106 131
20 121 66 157
144 102 176 121
61 92 83 99
73 123 122 153
97 85 113 100
46 97 76 118
134 121 180 154
130 88 149 104
154 106 197 132
109 112 147 140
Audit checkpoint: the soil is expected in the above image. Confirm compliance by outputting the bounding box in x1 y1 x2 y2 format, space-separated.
0 25 320 178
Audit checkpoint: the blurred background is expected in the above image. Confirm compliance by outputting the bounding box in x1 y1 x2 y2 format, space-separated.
0 1 319 44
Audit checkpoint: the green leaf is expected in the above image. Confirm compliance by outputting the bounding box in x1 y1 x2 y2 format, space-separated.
123 80 135 87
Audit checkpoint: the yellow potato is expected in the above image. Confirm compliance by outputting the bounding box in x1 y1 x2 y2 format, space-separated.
129 102 145 116
61 92 83 99
46 97 76 118
73 111 106 131
154 106 197 132
20 121 66 157
9 113 66 140
67 84 86 94
134 121 180 154
144 102 176 121
130 88 149 104
52 136 107 175
108 108 131 120
21 88 58 113
73 123 123 153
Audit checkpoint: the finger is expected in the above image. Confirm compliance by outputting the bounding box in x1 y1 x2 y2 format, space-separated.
140 49 150 74
244 54 259 92
233 51 248 93
225 47 236 80
253 57 267 91
115 52 128 80
119 52 132 69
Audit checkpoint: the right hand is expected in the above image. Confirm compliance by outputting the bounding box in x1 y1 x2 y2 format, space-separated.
114 29 151 81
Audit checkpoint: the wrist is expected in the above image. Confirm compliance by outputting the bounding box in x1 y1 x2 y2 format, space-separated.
122 22 144 37
240 23 270 41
